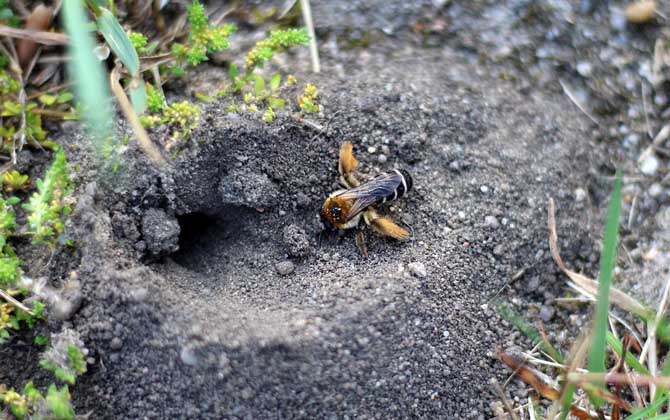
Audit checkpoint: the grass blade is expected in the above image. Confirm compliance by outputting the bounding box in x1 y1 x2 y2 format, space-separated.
625 395 669 420
498 303 564 363
606 332 650 375
96 7 146 114
587 168 623 407
61 0 114 150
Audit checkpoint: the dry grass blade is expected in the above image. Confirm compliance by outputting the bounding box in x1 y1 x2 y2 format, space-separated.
547 198 649 318
548 333 591 420
0 24 68 46
569 372 670 387
0 288 34 315
559 79 600 126
498 350 561 400
299 0 320 73
109 66 166 166
17 5 53 70
491 378 520 420
639 124 670 164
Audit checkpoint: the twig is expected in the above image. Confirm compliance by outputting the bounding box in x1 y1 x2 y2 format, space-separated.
309 110 341 141
638 124 670 164
0 24 68 45
0 288 33 315
491 378 519 420
569 371 670 387
627 193 638 229
641 274 670 400
559 79 600 126
109 65 166 166
548 198 650 317
642 82 654 139
300 0 320 73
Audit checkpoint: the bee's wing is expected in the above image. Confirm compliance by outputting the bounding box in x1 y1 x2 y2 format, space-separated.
334 172 402 221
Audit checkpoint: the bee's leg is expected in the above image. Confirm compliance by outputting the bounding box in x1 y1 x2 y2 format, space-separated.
364 209 411 241
355 227 369 258
338 141 361 188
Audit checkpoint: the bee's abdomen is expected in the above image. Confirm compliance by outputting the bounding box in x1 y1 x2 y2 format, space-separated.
382 169 413 203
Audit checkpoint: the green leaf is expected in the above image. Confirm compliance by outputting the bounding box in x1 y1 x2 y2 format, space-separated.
268 97 286 110
605 332 649 374
39 94 58 106
625 395 670 420
587 168 622 408
96 7 140 76
559 383 576 420
128 77 147 115
254 75 265 97
228 63 238 81
57 92 75 104
62 0 114 152
269 73 281 91
46 384 74 420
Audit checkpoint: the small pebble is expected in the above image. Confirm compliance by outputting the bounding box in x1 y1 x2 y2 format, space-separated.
367 146 377 153
576 61 593 77
649 183 664 197
480 185 489 193
378 154 388 164
180 346 198 366
408 262 427 278
539 306 555 322
381 145 390 155
574 188 587 202
623 133 640 149
276 261 295 276
484 215 500 228
639 154 660 175
110 337 123 351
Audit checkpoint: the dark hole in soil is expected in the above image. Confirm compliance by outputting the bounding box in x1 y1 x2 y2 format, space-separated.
172 206 265 273
172 212 225 271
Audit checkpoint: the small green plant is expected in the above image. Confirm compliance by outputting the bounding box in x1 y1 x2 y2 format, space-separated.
298 83 320 113
0 382 75 420
0 0 19 27
22 149 73 246
244 28 310 71
170 0 236 71
129 31 157 56
40 344 86 385
0 301 44 345
0 89 74 156
146 83 166 113
2 170 30 193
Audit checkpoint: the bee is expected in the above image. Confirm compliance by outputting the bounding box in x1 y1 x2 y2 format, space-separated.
321 141 413 256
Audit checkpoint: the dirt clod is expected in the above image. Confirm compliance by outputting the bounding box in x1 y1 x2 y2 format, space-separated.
141 209 180 256
282 224 311 257
275 260 296 275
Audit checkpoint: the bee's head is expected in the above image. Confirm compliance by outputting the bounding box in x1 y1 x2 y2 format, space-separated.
321 198 344 232
320 211 335 232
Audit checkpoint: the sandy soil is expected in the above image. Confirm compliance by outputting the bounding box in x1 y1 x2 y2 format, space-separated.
5 0 670 418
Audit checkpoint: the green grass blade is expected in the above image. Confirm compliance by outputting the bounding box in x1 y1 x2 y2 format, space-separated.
653 350 670 407
587 168 623 408
95 7 145 114
625 395 669 420
497 303 564 364
96 8 139 75
61 0 114 149
605 332 650 375
648 416 670 420
559 383 576 420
